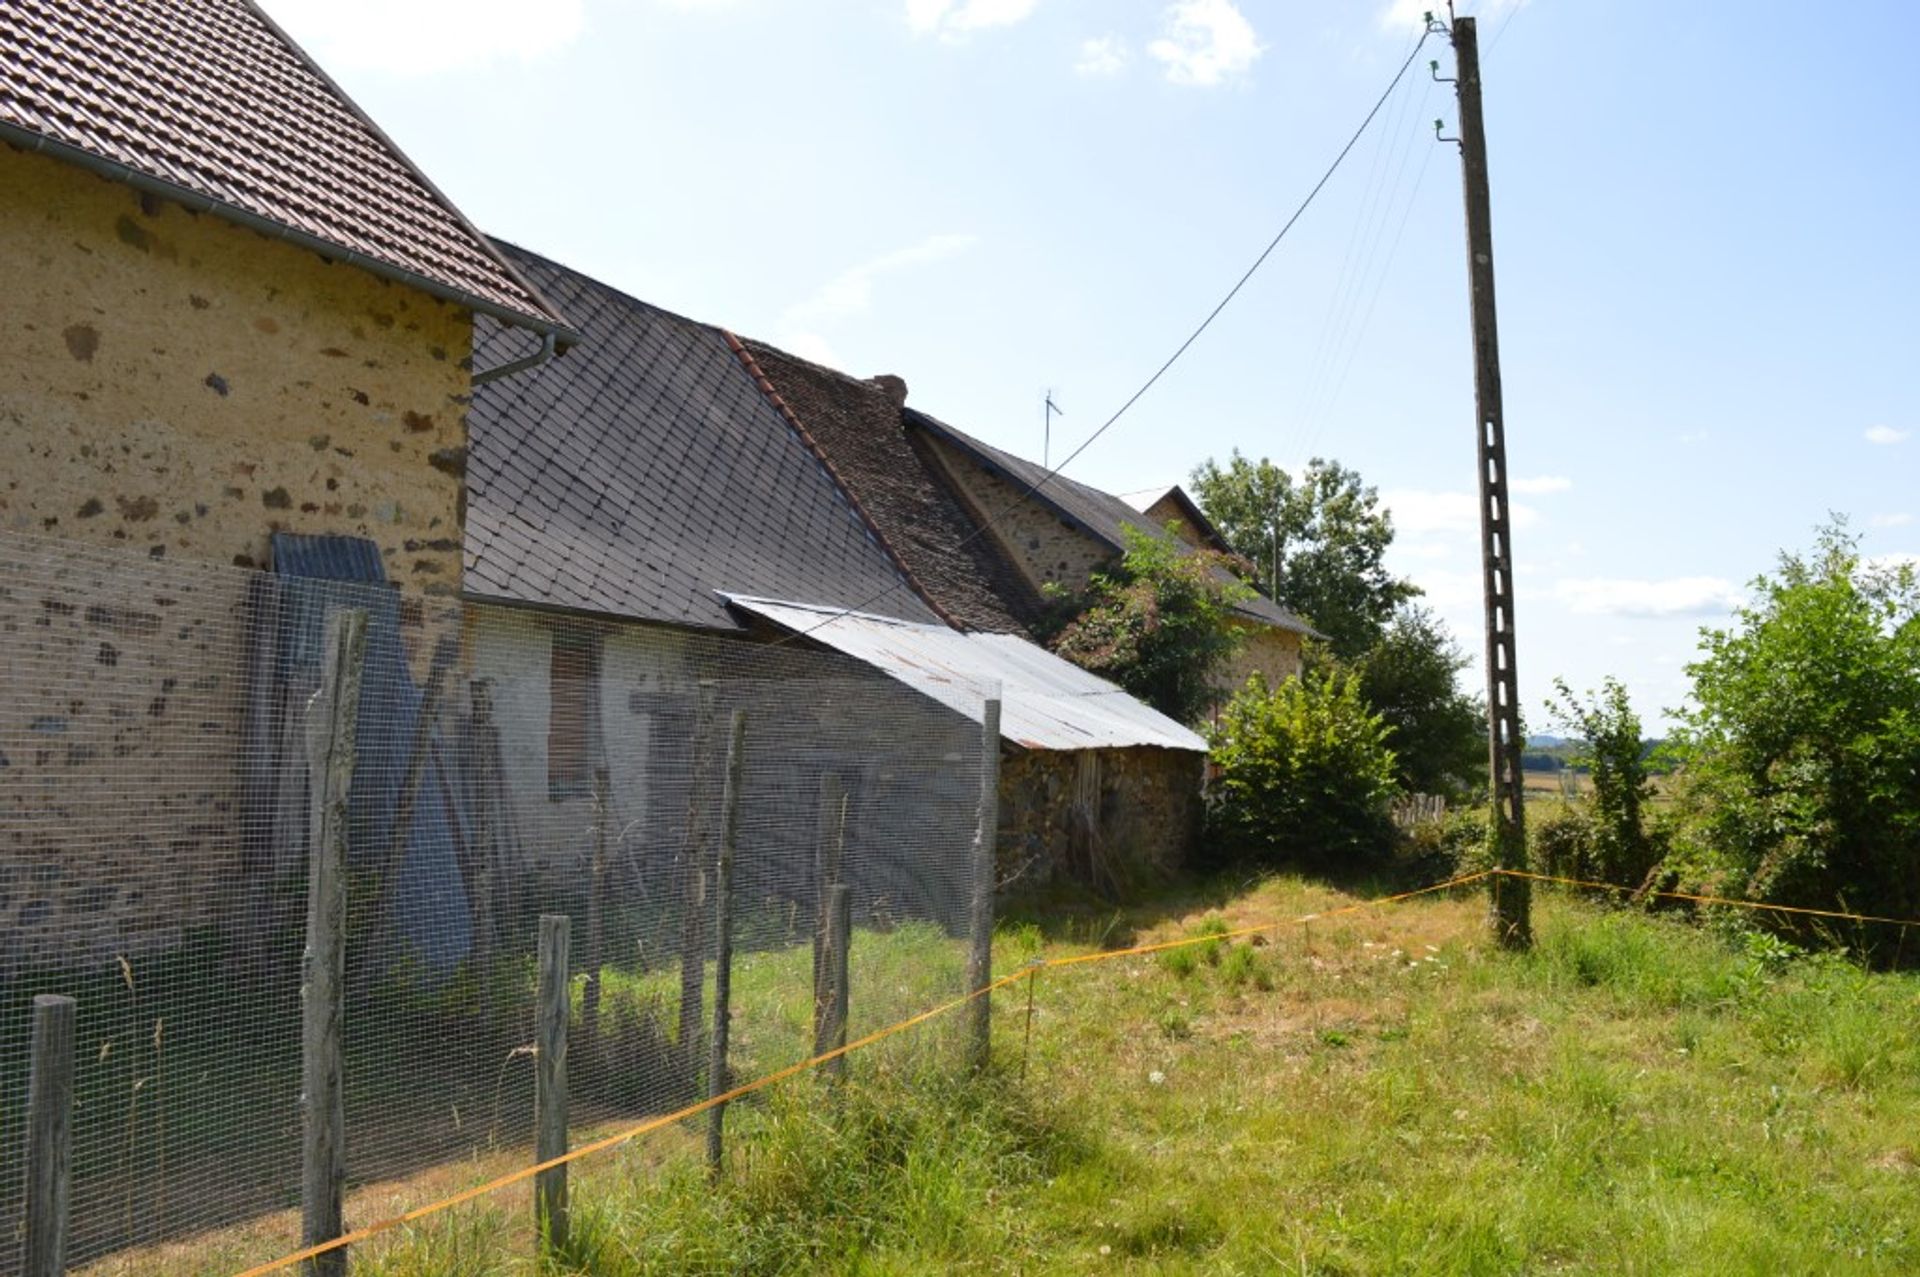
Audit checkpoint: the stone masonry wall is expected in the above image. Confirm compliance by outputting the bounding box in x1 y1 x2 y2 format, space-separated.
0 144 473 588
0 144 475 968
1217 622 1304 698
997 745 1203 892
920 435 1115 596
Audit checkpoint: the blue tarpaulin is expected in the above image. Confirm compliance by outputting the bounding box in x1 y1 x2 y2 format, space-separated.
271 534 471 974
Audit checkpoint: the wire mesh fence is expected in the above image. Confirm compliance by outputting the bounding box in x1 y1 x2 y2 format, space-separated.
0 531 991 1273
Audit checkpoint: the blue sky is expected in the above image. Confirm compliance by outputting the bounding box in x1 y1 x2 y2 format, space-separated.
265 0 1917 731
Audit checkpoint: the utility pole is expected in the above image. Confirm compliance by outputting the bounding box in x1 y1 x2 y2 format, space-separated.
1043 391 1063 469
1445 11 1530 948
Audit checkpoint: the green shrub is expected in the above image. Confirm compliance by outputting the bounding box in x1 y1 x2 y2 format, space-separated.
1398 804 1493 879
1529 802 1596 881
1666 522 1920 956
1549 677 1658 888
1206 671 1398 865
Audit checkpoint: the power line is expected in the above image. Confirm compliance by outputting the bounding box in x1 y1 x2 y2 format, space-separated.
771 26 1436 651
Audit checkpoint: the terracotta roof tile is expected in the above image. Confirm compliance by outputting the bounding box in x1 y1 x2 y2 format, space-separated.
740 341 1045 636
0 0 571 337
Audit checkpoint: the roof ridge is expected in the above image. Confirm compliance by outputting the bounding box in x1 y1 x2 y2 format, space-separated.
235 0 574 341
721 331 964 632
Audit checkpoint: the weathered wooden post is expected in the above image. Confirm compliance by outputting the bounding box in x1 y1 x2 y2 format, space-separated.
535 913 572 1254
303 607 366 1277
810 773 848 1052
677 681 718 1095
581 766 610 1083
965 687 1003 1073
22 994 75 1277
706 709 747 1177
819 883 853 1082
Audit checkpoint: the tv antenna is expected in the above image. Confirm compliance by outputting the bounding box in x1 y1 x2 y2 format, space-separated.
1043 390 1064 468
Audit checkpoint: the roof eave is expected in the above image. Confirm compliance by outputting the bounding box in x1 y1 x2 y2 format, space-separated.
0 121 582 350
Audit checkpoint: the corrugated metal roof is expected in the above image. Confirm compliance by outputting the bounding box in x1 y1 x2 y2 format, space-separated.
723 595 1208 754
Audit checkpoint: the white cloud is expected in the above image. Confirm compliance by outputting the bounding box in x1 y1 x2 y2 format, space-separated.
1866 424 1911 445
1381 488 1540 537
1677 430 1709 444
1508 475 1571 495
1075 34 1130 76
783 234 979 329
907 0 1039 39
261 0 585 74
1871 512 1914 529
1148 0 1263 86
1552 576 1743 619
1396 540 1453 561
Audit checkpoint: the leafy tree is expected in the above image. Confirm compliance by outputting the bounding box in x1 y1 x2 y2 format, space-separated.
1349 606 1487 801
1667 522 1920 946
1189 451 1419 658
1047 525 1251 724
1205 671 1399 863
1548 676 1656 887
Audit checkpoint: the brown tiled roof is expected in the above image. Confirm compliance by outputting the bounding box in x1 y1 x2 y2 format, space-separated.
0 0 573 339
738 340 1044 635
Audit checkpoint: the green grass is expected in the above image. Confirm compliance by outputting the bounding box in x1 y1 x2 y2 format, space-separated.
97 876 1920 1275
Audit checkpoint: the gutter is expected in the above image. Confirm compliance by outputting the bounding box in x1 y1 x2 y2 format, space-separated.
0 122 582 378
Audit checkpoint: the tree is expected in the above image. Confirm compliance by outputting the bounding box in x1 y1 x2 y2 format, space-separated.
1548 676 1656 887
1047 525 1251 724
1205 671 1399 864
1667 522 1920 945
1189 451 1418 659
1351 606 1486 801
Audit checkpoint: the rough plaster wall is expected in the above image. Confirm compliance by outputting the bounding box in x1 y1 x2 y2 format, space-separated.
0 546 249 970
0 145 473 589
921 436 1115 595
997 746 1202 891
1218 623 1304 697
466 609 682 878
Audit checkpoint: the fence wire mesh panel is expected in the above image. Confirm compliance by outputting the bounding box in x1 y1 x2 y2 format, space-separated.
0 532 987 1273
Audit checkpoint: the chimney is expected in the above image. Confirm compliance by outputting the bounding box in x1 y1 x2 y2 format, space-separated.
869 374 908 413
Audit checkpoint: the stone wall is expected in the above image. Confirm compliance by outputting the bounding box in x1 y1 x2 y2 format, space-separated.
1217 622 1304 697
997 745 1203 892
0 144 473 590
919 434 1115 596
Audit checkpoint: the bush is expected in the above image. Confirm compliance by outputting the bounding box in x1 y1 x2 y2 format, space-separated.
1529 802 1596 880
1205 671 1398 864
1395 803 1491 880
1549 677 1657 888
1666 523 1920 954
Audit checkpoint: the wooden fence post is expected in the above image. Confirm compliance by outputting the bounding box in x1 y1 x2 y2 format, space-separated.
535 914 572 1254
22 994 75 1277
678 681 718 1097
581 767 609 1083
303 607 366 1277
706 709 747 1177
819 883 852 1082
811 773 848 1051
966 688 1002 1073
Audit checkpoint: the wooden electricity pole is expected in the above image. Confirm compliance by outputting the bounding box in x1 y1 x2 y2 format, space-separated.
1449 12 1531 948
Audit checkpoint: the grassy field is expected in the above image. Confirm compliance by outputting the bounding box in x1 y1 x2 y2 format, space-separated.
99 874 1920 1275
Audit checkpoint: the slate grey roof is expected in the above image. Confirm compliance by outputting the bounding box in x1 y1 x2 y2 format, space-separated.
464 244 942 631
909 413 1316 637
739 341 1044 636
0 0 572 340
